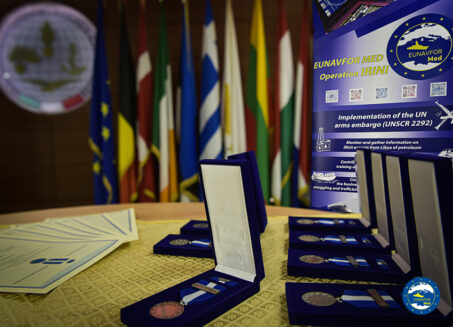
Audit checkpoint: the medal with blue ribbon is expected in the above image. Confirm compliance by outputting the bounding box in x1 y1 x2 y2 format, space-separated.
180 279 226 305
340 289 400 308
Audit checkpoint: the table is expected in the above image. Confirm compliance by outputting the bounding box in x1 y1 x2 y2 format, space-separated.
0 203 360 326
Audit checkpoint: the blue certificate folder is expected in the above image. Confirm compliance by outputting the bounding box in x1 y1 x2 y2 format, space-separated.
286 283 451 326
121 159 265 326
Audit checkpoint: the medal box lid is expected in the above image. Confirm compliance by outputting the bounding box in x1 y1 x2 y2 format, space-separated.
370 151 395 250
199 158 265 283
384 152 420 275
355 149 377 228
227 151 268 233
406 153 453 316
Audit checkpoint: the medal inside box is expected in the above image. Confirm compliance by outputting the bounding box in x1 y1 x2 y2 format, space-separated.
122 158 265 327
289 229 389 254
288 216 372 233
286 282 450 326
153 234 213 258
179 220 210 236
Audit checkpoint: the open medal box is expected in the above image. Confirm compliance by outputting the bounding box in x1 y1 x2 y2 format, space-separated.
287 150 405 281
288 149 376 234
121 159 265 326
153 151 267 259
286 153 453 325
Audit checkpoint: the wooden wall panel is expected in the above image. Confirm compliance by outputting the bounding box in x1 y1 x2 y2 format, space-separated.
0 0 311 214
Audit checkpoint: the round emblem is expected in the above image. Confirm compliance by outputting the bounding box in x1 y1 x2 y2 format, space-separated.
297 218 315 225
299 255 327 264
302 292 337 307
169 239 191 246
387 14 453 79
402 277 440 315
0 3 95 114
298 234 321 242
149 301 184 319
193 223 208 229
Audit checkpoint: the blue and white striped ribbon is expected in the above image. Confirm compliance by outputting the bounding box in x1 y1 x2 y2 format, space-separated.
191 239 211 248
341 290 400 308
317 219 345 225
329 256 369 267
211 276 238 286
376 259 389 269
180 279 225 305
323 235 358 244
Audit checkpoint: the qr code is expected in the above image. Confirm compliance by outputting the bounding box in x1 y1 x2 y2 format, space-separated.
349 88 363 102
402 84 417 99
376 87 389 99
325 90 339 103
430 82 447 97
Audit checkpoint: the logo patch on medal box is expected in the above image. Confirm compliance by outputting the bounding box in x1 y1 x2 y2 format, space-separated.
403 277 440 315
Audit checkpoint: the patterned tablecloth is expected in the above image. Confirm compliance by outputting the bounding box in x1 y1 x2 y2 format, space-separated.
0 216 365 327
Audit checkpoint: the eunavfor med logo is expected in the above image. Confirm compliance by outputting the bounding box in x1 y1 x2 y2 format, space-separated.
403 277 440 315
387 14 453 79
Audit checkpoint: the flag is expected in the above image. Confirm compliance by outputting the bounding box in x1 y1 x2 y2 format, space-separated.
89 0 118 204
152 0 178 202
245 0 270 201
179 0 198 202
199 0 222 161
118 3 138 203
136 0 156 202
272 0 294 207
292 0 311 207
222 0 246 158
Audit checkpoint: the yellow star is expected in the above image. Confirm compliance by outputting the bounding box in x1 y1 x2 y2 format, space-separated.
102 126 110 141
101 102 109 117
93 161 101 175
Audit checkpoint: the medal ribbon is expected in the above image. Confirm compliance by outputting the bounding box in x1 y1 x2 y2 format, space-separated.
323 235 358 244
211 276 238 286
329 256 369 267
180 279 225 305
341 290 400 308
191 239 211 248
317 219 345 225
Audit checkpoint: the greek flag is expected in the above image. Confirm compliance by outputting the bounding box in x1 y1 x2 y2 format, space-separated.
199 0 222 161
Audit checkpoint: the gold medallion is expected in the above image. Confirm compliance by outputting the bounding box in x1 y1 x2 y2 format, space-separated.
299 255 327 264
298 234 321 242
169 239 191 246
297 218 315 225
149 301 184 319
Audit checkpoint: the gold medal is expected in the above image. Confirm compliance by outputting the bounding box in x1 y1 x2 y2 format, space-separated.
302 292 337 307
298 234 321 242
299 255 327 264
149 301 184 319
193 223 208 229
297 218 315 225
169 239 191 246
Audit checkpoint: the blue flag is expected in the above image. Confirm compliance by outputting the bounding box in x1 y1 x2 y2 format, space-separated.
179 1 198 202
199 0 222 161
89 0 118 204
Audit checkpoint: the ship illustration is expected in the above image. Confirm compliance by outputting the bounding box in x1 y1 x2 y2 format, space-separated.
407 40 429 50
413 292 425 298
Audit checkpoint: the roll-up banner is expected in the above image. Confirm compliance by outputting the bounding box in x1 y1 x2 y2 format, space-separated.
312 0 453 212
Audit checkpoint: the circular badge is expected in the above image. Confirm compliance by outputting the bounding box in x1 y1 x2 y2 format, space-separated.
149 301 184 319
297 218 315 225
299 255 327 264
387 14 453 80
169 239 191 246
402 277 440 315
298 235 321 242
302 292 337 307
193 223 208 229
0 3 95 114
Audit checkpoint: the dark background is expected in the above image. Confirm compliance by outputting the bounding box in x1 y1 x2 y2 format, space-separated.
0 0 310 214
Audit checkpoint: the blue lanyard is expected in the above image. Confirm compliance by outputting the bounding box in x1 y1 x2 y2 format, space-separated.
341 290 400 308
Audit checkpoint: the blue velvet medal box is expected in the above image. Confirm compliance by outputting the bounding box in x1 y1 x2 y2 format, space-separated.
288 148 376 234
286 153 453 325
121 159 265 326
179 220 210 236
153 234 213 258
